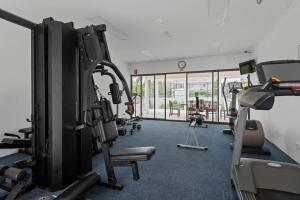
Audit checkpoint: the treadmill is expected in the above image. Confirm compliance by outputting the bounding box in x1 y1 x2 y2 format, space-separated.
231 60 300 200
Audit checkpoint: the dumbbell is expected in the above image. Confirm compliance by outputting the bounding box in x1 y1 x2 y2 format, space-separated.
4 167 27 181
137 124 141 130
0 165 9 175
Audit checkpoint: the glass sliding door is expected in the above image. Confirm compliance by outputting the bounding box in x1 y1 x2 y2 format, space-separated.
131 76 142 117
131 69 243 123
142 75 155 118
187 72 213 122
218 71 242 123
166 73 186 120
155 75 166 119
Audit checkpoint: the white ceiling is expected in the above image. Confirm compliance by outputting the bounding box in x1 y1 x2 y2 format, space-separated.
1 0 299 63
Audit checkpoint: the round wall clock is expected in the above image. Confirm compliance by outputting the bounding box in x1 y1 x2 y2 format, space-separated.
177 60 187 71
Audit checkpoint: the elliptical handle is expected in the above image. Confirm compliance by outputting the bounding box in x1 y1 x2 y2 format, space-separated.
222 77 229 115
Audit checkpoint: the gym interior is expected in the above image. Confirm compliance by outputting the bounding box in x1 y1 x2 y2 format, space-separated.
1 1 300 200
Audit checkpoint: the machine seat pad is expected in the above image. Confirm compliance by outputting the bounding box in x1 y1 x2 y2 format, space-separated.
2 138 31 145
0 138 31 148
18 127 32 134
111 146 156 161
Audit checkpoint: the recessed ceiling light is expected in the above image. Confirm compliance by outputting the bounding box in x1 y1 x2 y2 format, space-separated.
155 18 163 23
141 50 155 58
164 31 172 40
208 40 221 53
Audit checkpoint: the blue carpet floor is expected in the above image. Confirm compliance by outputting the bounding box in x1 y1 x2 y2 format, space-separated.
0 120 296 200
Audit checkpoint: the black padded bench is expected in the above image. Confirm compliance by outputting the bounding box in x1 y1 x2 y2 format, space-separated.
0 138 31 149
111 146 155 161
111 146 155 181
0 127 32 150
18 127 32 139
92 99 156 190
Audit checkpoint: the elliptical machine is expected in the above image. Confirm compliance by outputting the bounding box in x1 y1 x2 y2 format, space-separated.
223 60 270 155
222 78 241 135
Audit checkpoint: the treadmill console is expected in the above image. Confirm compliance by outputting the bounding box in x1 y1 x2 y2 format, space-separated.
256 60 300 84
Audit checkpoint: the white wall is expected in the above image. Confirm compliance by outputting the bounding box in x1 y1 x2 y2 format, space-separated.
129 53 253 74
253 3 300 163
0 20 31 157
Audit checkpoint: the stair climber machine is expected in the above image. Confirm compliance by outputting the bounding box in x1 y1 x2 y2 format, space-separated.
223 59 257 135
177 92 208 151
223 60 270 155
0 8 155 200
231 60 300 200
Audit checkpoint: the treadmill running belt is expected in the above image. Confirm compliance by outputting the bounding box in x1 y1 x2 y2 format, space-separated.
256 189 300 200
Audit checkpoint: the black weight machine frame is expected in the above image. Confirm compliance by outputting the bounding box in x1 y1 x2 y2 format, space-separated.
0 8 113 200
0 8 155 199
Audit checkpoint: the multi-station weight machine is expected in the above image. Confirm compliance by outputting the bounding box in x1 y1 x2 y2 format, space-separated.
0 8 155 200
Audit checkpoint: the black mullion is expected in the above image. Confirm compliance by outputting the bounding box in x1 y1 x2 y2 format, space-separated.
212 72 214 122
164 74 167 120
217 72 220 122
140 76 142 117
154 75 156 119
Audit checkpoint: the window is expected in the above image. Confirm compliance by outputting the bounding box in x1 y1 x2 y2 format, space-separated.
188 72 213 122
141 76 155 118
166 73 186 120
131 69 242 122
155 75 166 119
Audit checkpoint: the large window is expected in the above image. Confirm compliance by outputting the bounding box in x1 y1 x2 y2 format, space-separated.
188 72 213 122
131 69 243 122
166 73 186 120
155 75 166 119
142 76 155 118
